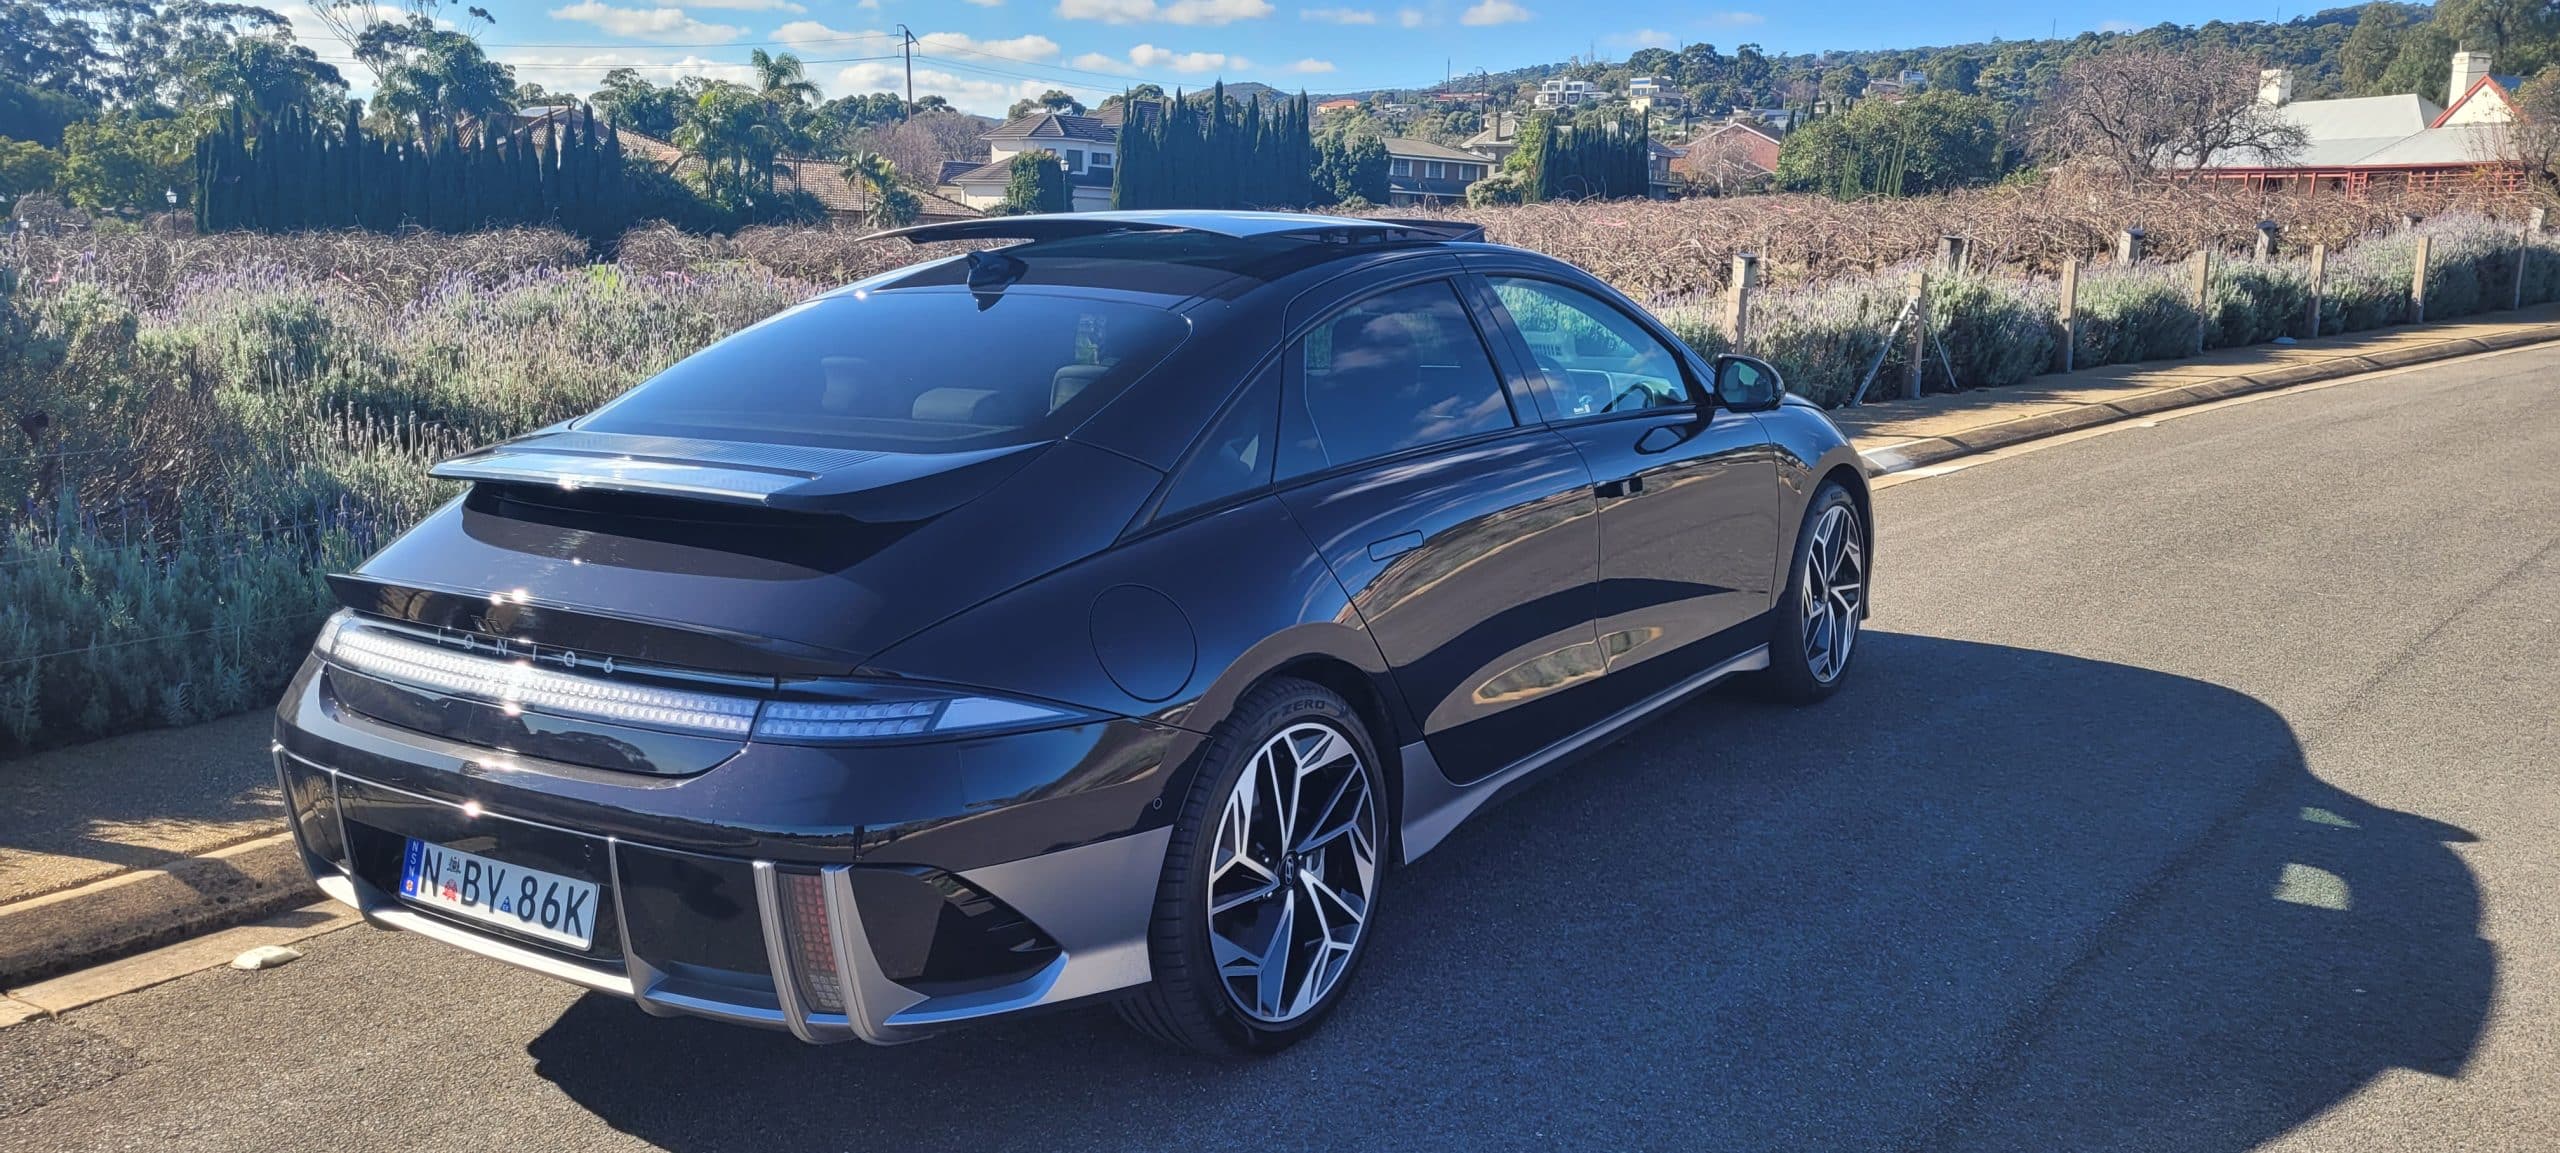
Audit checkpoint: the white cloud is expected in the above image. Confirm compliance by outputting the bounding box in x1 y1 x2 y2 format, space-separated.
2096 18 2140 32
1165 0 1273 23
499 49 758 95
1459 0 1528 25
1609 28 1675 49
1397 7 1429 27
1055 0 1271 23
769 19 859 41
1700 10 1763 26
1069 51 1139 72
961 0 1004 6
1300 5 1377 22
834 60 1059 116
684 0 803 11
546 3 746 42
1289 57 1335 72
919 30 1062 58
1127 43 1248 72
1056 0 1159 21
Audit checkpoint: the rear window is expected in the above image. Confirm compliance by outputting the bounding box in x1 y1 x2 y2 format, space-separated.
576 290 1188 453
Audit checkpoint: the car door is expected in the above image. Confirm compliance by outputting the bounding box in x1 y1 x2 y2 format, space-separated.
1471 270 1781 711
1275 273 1607 784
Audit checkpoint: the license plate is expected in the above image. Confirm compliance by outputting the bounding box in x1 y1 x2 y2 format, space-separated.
398 838 598 950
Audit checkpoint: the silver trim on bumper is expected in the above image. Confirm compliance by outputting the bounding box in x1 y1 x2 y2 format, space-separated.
282 750 1168 1044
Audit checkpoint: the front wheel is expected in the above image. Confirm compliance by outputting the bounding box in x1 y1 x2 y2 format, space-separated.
1763 483 1866 704
1118 678 1387 1054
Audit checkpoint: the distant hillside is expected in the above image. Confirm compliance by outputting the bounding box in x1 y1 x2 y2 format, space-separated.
1336 3 2505 114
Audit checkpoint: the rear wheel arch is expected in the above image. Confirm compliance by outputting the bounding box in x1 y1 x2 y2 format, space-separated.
1820 462 1874 612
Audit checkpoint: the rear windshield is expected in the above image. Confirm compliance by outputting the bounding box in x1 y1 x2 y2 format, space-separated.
575 289 1188 453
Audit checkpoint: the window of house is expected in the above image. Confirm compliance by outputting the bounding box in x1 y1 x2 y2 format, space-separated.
1065 149 1085 171
1391 159 1412 176
1090 149 1113 167
1486 277 1694 421
1279 280 1516 477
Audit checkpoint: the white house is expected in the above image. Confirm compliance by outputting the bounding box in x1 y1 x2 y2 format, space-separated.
940 109 1126 212
1535 78 1596 109
2190 52 2522 193
1628 76 1683 114
1383 138 1495 206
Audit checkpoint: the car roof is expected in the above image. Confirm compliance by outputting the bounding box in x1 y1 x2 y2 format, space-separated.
865 209 1483 246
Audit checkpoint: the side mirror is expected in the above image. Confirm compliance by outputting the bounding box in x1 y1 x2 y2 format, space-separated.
1712 354 1784 413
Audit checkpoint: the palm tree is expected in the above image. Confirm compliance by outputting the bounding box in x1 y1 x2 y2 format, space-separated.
751 50 822 109
840 149 919 229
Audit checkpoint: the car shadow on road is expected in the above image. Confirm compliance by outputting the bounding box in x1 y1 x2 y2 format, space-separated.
526 632 2490 1152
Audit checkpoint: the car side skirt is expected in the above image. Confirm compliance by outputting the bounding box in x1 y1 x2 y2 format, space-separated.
1398 641 1773 863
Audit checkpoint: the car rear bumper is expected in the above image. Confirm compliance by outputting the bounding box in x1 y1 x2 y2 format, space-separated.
272 658 1181 1045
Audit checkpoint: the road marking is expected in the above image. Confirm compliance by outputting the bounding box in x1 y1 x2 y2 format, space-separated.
1870 341 2550 491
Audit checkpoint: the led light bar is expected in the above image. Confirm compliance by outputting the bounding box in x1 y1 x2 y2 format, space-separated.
324 622 761 737
779 870 846 1013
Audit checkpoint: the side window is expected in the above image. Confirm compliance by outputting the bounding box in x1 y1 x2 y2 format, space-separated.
1487 277 1696 421
1158 365 1279 519
1279 279 1517 478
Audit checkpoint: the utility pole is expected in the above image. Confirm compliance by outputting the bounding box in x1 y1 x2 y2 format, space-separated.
898 24 917 117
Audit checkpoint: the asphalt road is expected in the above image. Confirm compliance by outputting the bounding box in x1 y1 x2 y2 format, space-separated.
4 346 2555 1153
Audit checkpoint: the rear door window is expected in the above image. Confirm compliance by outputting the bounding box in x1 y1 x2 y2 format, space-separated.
1158 365 1280 519
577 290 1188 454
1278 279 1517 478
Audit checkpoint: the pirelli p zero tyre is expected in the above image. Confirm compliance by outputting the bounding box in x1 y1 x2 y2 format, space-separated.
1118 677 1387 1054
1764 481 1867 705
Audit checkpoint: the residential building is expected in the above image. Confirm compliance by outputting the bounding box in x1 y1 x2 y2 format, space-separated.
941 110 1124 212
1535 78 1596 109
1462 111 1525 164
1674 120 1783 194
1383 137 1495 205
2187 53 2521 193
1629 76 1684 114
1316 97 1364 115
1647 138 1685 196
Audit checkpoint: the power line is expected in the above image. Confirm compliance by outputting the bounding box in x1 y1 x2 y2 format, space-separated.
310 51 903 71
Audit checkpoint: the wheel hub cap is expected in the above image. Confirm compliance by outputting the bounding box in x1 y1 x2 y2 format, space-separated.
1206 721 1378 1024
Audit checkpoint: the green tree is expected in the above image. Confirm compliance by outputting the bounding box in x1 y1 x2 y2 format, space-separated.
2375 20 2460 103
360 16 514 141
1312 118 1389 204
839 148 918 229
1924 54 1982 95
1007 89 1086 119
998 149 1069 214
61 111 200 213
0 136 61 205
674 81 782 199
593 69 686 138
750 49 821 108
2339 3 2419 93
1778 90 2003 198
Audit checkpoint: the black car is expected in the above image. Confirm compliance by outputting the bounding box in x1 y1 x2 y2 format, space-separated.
274 210 1871 1054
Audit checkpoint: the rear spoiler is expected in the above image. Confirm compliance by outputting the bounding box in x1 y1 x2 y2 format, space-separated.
429 430 1042 520
1361 217 1486 243
864 210 1484 247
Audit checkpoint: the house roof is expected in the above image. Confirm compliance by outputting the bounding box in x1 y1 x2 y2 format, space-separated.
2432 74 2525 127
939 159 983 183
777 157 979 219
984 111 1118 144
944 157 1114 189
1383 137 1492 163
1690 121 1782 149
2279 94 2443 140
2189 91 2523 171
2354 123 2509 166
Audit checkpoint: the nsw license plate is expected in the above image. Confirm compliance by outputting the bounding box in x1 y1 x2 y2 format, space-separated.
398 838 598 950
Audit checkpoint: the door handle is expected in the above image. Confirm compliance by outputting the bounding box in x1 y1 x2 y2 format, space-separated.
1366 531 1424 563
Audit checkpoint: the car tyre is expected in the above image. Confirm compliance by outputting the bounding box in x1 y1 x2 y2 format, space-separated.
1118 677 1387 1055
1762 481 1866 704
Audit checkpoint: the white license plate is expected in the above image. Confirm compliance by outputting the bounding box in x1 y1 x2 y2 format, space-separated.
398 838 598 950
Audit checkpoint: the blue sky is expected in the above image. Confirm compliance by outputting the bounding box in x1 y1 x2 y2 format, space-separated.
291 0 2295 117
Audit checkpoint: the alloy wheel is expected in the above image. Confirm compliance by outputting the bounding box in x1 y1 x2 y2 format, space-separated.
1205 720 1379 1024
1799 503 1865 684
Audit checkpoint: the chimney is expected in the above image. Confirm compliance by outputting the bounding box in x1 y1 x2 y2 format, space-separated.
2450 51 2493 103
2259 68 2293 106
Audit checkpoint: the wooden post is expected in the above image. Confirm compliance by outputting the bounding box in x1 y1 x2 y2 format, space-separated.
1938 235 1971 275
2057 257 2080 373
1724 253 1759 352
2410 234 2431 325
2117 227 2145 264
2533 207 2551 235
2517 217 2534 311
1903 267 1929 400
2255 220 2279 261
2305 243 2327 338
2188 249 2211 354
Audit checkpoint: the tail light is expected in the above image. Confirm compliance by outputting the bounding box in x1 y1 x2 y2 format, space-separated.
777 870 846 1014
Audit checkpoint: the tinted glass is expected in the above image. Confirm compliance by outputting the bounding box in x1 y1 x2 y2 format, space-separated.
1158 365 1279 519
1282 280 1515 475
577 291 1186 453
1488 277 1693 421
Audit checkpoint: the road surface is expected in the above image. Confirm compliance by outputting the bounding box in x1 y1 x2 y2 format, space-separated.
4 344 2555 1152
